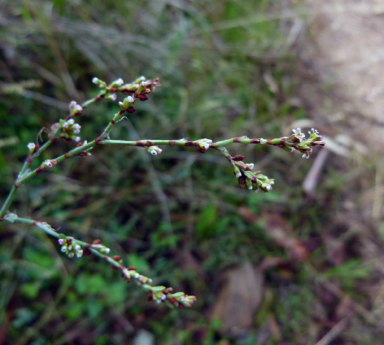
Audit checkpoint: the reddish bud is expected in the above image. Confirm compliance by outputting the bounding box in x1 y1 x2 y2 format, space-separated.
232 155 245 161
112 255 121 262
93 239 101 245
121 272 130 283
162 287 173 294
83 248 91 256
127 266 136 271
127 106 136 113
238 176 245 188
147 291 153 301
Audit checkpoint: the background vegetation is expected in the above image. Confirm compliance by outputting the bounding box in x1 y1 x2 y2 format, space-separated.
0 0 382 344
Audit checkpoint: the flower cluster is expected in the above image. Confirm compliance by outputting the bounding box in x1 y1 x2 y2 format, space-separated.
40 159 57 170
230 156 275 192
195 138 213 152
58 237 83 258
147 146 163 155
69 100 83 117
147 287 197 309
59 118 81 142
290 127 325 159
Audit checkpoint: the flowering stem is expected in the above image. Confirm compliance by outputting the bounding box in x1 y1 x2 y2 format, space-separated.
3 214 195 308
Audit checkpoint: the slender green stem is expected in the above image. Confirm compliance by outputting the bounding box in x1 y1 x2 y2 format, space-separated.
0 186 18 218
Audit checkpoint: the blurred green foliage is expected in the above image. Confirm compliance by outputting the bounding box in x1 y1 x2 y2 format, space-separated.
0 0 377 344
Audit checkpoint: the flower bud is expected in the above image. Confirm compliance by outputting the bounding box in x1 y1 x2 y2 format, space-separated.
92 77 107 89
147 146 163 155
27 143 36 154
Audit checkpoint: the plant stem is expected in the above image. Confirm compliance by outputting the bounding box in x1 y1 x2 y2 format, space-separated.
0 186 18 218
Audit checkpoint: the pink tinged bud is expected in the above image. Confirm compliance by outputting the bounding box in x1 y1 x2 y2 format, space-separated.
74 136 81 142
75 104 82 112
248 185 253 190
61 246 67 252
141 81 147 87
180 296 185 302
58 239 65 245
45 161 53 168
235 172 242 178
109 94 117 101
63 122 69 128
161 294 166 301
68 252 75 258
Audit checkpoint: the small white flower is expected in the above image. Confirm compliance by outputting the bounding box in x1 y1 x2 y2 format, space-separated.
302 153 310 159
292 127 305 142
109 93 117 101
266 184 271 191
235 171 242 178
134 84 139 89
76 250 83 258
74 123 81 130
58 239 65 245
134 273 139 279
115 78 124 86
148 279 153 283
248 163 254 170
61 246 67 252
67 119 74 125
140 81 147 87
92 77 98 84
139 76 146 81
126 96 134 103
180 296 185 302
45 161 53 168
104 248 110 254
259 138 267 144
248 185 253 190
75 104 83 112
74 244 81 251
68 252 75 258
156 300 161 304
63 122 69 128
161 294 166 301
148 146 163 155
74 136 81 142
74 128 80 134
27 143 35 150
